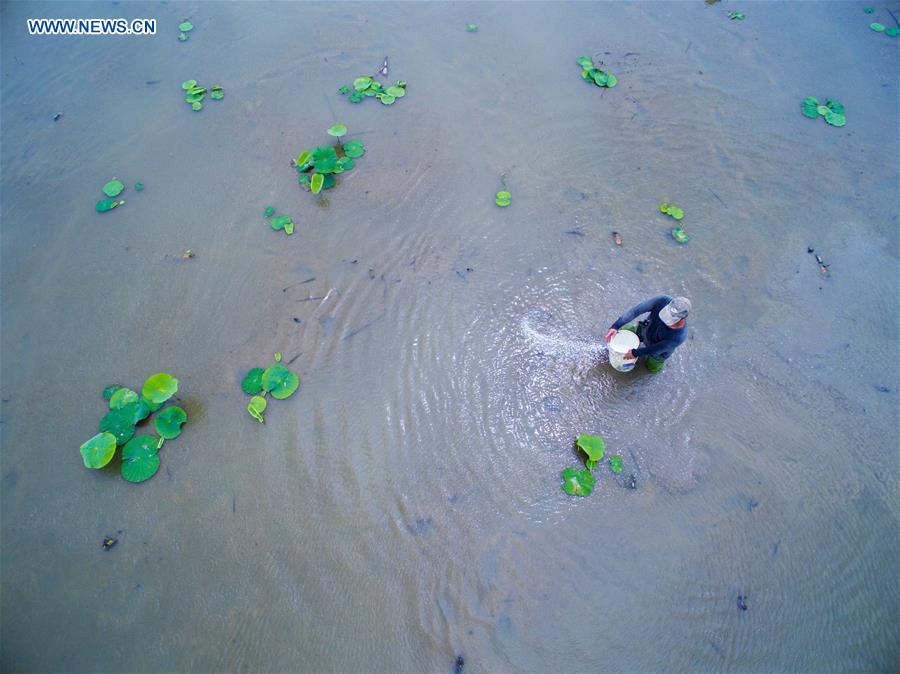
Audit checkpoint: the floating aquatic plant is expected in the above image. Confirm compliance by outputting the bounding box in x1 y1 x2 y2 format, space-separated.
495 191 511 207
576 55 617 89
181 80 224 112
888 27 900 37
270 214 294 235
178 19 193 42
467 23 478 32
560 432 629 496
103 179 125 197
728 11 745 20
338 77 407 105
264 206 275 217
864 7 874 13
870 22 885 31
294 125 365 197
96 198 125 213
135 182 144 191
801 97 846 127
659 203 684 220
81 372 185 483
672 226 691 244
241 355 300 424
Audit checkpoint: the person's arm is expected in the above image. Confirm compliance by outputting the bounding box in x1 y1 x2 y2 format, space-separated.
632 339 678 359
611 295 670 330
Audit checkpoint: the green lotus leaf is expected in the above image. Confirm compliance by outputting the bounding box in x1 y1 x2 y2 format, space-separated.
102 179 124 197
342 140 365 158
353 76 373 91
581 68 592 81
803 96 819 106
242 367 265 394
178 32 188 41
385 85 405 98
495 191 511 207
870 22 885 31
311 146 338 172
338 85 351 95
298 174 311 190
155 406 187 440
815 105 828 116
824 111 846 127
864 7 874 13
337 156 356 171
605 74 617 87
322 174 336 190
261 364 299 399
248 395 267 423
121 435 160 483
210 89 224 100
379 94 396 105
186 91 205 103
327 124 348 138
296 150 312 168
672 227 690 243
271 215 293 233
191 102 203 111
576 56 594 68
576 434 605 464
467 23 478 32
348 91 364 103
609 455 623 473
659 203 669 212
108 387 138 410
561 467 595 496
801 104 819 119
285 220 294 235
670 207 684 220
80 432 118 469
99 408 136 446
825 99 844 114
264 206 275 217
311 173 324 194
181 79 197 90
102 384 122 400
121 400 150 424
178 20 193 32
887 27 900 36
135 182 144 192
142 373 178 405
592 70 608 86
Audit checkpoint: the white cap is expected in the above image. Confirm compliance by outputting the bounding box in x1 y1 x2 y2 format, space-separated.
659 296 691 326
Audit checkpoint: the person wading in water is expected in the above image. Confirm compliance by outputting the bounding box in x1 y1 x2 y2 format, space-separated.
604 295 691 373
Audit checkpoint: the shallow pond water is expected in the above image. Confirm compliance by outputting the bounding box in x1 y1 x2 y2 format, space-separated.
1 1 898 672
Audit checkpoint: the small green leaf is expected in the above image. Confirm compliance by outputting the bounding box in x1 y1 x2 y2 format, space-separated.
385 85 405 98
178 32 188 41
134 182 144 191
342 140 365 158
121 400 150 424
353 76 373 91
379 94 396 105
141 396 163 413
864 7 874 13
80 432 118 469
248 395 267 423
261 364 300 399
242 367 265 394
672 226 690 243
338 85 351 95
103 179 124 197
576 434 605 463
467 23 478 32
311 173 324 194
99 408 136 446
264 206 275 217
210 88 224 100
336 156 356 171
271 215 292 231
296 150 311 168
605 74 617 87
576 56 593 68
274 352 282 363
121 435 160 483
155 406 187 440
887 27 900 36
495 191 511 207
825 99 844 114
561 467 596 496
142 373 178 405
824 111 846 127
191 101 203 111
870 22 885 32
609 455 623 473
322 174 336 190
348 91 364 103
181 79 197 90
327 124 348 138
178 20 193 32
109 387 139 410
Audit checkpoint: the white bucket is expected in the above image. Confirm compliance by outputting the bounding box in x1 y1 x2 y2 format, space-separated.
609 330 640 372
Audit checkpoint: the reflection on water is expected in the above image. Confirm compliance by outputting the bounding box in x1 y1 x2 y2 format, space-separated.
1 1 898 672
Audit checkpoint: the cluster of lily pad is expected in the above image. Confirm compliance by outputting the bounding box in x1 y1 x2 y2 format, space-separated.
338 77 407 105
177 19 193 41
264 206 294 236
801 97 846 127
79 373 186 483
96 177 143 212
181 79 224 112
576 56 618 89
560 434 624 497
295 124 365 195
866 9 900 36
242 353 300 423
495 191 511 207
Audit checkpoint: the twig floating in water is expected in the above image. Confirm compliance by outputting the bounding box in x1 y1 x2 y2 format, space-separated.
342 312 386 341
709 189 726 206
287 352 303 365
296 296 324 302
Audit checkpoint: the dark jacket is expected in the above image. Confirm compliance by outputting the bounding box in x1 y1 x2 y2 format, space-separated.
611 295 687 360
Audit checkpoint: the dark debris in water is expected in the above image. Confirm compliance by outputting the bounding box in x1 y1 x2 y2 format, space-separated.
454 654 465 674
625 473 637 489
737 594 748 611
408 517 435 538
102 537 117 550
